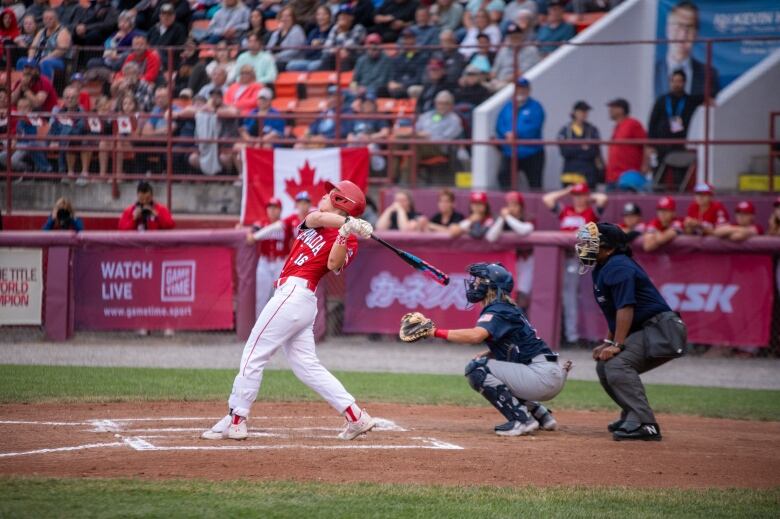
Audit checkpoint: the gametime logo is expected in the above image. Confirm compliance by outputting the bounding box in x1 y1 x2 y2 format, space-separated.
659 283 739 313
366 272 470 310
160 261 196 302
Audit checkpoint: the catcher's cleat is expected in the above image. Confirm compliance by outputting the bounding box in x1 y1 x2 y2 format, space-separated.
536 411 558 431
494 417 539 437
338 410 376 440
607 418 625 433
613 423 662 441
201 414 231 440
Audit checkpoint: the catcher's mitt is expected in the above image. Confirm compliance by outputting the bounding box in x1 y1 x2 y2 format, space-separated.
399 312 435 342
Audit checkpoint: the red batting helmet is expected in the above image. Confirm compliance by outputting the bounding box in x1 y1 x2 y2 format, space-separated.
735 201 755 215
266 197 282 208
656 196 676 211
505 191 524 205
469 191 488 204
323 180 366 217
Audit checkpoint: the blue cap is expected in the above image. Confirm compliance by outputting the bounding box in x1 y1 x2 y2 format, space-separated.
516 77 530 87
327 84 338 95
295 191 311 201
337 4 355 16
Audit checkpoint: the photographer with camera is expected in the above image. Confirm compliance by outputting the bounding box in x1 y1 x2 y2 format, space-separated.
42 197 84 232
118 181 175 231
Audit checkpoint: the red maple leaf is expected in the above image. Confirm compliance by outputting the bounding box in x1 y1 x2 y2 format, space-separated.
285 160 328 202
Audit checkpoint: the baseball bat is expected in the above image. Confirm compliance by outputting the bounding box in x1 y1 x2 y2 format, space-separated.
370 234 450 286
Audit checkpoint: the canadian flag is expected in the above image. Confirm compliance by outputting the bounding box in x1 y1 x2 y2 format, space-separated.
240 147 369 224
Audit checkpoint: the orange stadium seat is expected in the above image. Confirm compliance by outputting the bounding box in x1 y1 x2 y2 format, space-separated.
265 19 280 32
295 97 327 113
192 20 210 32
292 124 309 138
339 71 353 87
307 71 338 98
271 97 297 112
376 98 397 113
275 71 307 98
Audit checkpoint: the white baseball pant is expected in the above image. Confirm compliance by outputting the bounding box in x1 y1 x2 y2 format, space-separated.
255 256 286 318
229 277 356 418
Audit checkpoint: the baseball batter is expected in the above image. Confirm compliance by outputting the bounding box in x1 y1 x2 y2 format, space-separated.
400 263 572 437
202 180 376 441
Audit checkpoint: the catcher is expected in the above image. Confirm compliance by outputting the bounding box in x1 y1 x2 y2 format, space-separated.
400 263 572 436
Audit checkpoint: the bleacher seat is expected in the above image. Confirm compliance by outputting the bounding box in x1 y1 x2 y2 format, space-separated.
271 97 297 112
275 71 307 99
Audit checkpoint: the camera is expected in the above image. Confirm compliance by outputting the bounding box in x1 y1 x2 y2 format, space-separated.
135 202 153 221
56 208 72 228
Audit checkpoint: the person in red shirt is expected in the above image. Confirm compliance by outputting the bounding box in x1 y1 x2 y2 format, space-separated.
10 62 58 112
543 182 608 345
453 191 495 239
643 196 683 252
283 191 313 241
713 201 763 241
606 98 648 186
117 181 175 231
202 180 378 442
115 34 161 85
683 183 729 235
246 198 291 318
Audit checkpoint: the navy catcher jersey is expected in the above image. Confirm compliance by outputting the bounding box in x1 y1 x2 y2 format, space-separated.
592 253 671 334
476 301 552 364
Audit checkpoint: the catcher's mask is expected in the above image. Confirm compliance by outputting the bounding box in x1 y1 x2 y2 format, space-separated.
575 222 631 274
464 263 514 304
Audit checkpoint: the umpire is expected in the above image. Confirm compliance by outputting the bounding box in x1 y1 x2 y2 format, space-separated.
575 222 687 441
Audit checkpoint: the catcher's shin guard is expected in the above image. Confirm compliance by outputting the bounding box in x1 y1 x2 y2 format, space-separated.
465 358 529 422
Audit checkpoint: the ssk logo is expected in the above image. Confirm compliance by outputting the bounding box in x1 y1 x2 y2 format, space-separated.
161 261 196 302
660 283 738 313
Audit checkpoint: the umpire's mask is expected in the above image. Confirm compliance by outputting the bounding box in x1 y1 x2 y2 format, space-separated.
575 222 600 274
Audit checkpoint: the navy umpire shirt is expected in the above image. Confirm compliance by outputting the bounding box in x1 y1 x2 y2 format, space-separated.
592 253 671 334
476 301 552 364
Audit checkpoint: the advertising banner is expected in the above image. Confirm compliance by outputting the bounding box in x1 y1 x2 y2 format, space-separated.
75 247 234 330
0 248 43 325
344 245 517 334
578 252 774 347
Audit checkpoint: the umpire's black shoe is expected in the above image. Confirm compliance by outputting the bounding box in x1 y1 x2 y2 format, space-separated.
607 419 625 433
613 423 662 441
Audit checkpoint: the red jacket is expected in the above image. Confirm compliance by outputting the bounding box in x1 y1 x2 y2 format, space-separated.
118 49 161 84
118 202 175 231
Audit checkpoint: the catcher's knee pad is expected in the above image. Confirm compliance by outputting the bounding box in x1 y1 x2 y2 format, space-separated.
464 357 489 391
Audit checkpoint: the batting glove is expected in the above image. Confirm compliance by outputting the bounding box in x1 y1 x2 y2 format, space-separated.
339 217 374 239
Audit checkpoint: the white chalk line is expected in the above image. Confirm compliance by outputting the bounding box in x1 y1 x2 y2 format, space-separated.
0 442 124 458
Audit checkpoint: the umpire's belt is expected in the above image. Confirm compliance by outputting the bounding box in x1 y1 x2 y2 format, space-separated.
641 311 680 329
276 276 315 292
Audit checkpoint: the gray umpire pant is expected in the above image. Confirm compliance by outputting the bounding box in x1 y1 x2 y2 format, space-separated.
596 311 687 426
485 355 567 402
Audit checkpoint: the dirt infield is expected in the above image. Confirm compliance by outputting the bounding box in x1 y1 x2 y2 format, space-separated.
1 402 779 488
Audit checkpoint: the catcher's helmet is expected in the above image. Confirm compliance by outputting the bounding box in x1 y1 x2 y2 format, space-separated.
324 180 366 217
465 263 514 304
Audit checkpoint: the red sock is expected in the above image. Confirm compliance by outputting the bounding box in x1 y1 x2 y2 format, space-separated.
232 414 245 425
344 404 361 423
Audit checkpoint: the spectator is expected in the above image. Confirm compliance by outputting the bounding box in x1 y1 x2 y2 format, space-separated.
233 87 285 171
23 0 47 25
187 89 240 176
116 34 161 85
173 38 200 96
0 96 52 173
72 0 117 46
683 183 729 236
112 93 142 178
430 0 463 32
514 8 536 41
346 92 390 171
542 182 608 345
420 188 464 233
386 28 426 98
467 33 495 74
502 0 537 27
85 10 139 73
17 8 71 79
769 197 780 236
618 202 646 240
10 61 58 112
224 64 263 114
414 90 463 163
410 5 438 46
453 191 494 239
198 65 229 99
654 0 719 97
712 201 761 242
340 0 376 30
241 9 268 47
460 9 501 59
486 190 535 307
557 100 603 188
647 69 703 185
266 6 306 71
231 32 277 84
605 98 647 188
318 4 366 71
13 14 37 52
489 23 540 90
435 29 466 84
286 5 332 71
496 77 545 189
196 40 237 87
118 181 175 231
42 197 83 231
203 0 250 44
454 64 491 108
56 0 85 35
351 33 391 95
147 3 187 69
463 0 504 25
643 196 683 252
376 190 420 231
372 0 417 43
415 58 456 113
298 85 349 147
154 0 192 30
141 87 180 173
3 0 24 22
0 8 20 57
89 96 114 177
536 0 575 56
48 85 88 180
111 61 155 112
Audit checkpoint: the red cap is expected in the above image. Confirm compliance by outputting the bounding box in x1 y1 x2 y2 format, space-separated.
505 191 524 205
324 180 366 217
266 197 282 207
694 182 713 195
469 191 488 204
656 196 676 211
735 201 755 214
570 183 590 195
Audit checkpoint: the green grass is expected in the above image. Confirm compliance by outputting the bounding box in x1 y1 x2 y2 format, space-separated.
0 479 778 519
0 364 778 421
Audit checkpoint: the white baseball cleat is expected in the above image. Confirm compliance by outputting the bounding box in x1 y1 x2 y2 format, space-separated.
338 411 376 440
227 418 248 440
495 417 539 437
201 414 232 440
